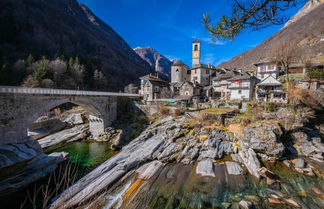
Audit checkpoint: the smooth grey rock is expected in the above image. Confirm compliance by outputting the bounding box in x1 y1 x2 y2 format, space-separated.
295 158 305 169
225 161 243 175
239 200 254 209
64 113 84 125
196 159 215 177
0 138 42 169
136 160 164 180
239 148 261 178
240 121 284 158
39 124 89 149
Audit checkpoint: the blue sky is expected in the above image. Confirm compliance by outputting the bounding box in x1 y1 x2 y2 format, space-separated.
78 0 303 66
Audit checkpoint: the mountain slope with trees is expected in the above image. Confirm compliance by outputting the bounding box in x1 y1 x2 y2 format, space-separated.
0 0 150 90
217 1 324 72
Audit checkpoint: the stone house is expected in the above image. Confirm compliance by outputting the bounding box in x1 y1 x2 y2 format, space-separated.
139 74 170 102
256 75 286 102
212 70 240 100
254 60 280 80
171 60 190 84
228 73 258 101
179 81 203 98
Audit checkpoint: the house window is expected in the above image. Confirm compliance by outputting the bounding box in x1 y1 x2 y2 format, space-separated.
206 69 209 74
238 90 242 94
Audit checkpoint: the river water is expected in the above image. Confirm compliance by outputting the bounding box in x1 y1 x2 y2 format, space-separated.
85 162 324 209
45 141 117 167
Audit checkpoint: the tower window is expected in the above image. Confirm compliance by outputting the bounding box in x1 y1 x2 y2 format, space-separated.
176 69 179 72
194 44 198 51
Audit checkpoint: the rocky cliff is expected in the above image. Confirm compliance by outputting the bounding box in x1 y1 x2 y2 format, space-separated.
0 0 150 90
134 47 172 80
218 1 324 72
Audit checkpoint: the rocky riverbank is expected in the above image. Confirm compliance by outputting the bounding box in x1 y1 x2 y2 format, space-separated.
49 111 324 209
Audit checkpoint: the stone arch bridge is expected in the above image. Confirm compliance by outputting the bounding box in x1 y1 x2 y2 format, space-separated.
0 86 140 145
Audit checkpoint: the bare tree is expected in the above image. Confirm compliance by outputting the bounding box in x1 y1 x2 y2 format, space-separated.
203 0 309 40
268 41 300 102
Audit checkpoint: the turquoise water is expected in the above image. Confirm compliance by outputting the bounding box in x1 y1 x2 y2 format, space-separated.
90 162 324 209
45 141 116 167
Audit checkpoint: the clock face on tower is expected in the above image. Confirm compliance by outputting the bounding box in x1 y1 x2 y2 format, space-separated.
192 51 200 58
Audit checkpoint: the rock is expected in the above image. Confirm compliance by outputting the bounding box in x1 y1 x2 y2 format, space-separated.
231 153 244 164
198 149 217 160
283 160 291 168
244 195 261 204
49 117 187 209
0 152 65 196
239 148 261 178
157 143 182 161
0 138 42 168
49 151 69 160
64 113 84 125
225 161 243 175
257 167 279 185
284 198 301 208
238 200 253 209
196 159 215 177
294 158 305 169
268 198 285 205
136 160 163 180
291 131 324 159
38 124 89 149
239 121 284 158
221 202 232 209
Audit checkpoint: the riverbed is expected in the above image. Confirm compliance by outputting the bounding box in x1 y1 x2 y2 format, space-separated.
85 162 324 209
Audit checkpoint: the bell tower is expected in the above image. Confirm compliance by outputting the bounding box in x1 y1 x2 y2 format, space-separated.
192 40 201 67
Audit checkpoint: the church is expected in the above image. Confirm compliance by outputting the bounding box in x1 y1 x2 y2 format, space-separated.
171 40 219 98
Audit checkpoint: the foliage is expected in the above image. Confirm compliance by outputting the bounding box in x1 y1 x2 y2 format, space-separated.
93 69 107 90
203 0 302 40
173 108 183 116
199 108 233 114
308 69 324 80
263 102 285 112
159 106 170 116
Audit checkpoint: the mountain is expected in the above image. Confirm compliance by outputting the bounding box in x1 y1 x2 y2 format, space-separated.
134 47 172 80
0 0 150 90
218 1 324 71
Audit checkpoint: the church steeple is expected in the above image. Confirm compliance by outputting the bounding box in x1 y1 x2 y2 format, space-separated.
192 40 201 67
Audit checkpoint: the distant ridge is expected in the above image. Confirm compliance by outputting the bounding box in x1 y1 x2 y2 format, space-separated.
134 47 172 80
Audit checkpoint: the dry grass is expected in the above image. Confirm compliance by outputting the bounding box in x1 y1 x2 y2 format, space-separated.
173 108 183 117
199 108 233 114
227 123 245 137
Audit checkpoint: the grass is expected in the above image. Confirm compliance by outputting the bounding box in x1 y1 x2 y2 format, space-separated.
199 108 233 114
234 113 253 120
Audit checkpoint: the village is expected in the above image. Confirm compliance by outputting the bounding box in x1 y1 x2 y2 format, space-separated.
136 40 324 108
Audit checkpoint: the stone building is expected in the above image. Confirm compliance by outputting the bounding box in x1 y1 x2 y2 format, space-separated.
171 60 190 83
139 73 170 102
228 73 258 101
179 81 203 97
256 75 286 102
212 70 240 99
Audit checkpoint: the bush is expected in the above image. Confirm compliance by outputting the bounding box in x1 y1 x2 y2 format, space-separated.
173 108 183 116
160 106 170 116
263 102 284 112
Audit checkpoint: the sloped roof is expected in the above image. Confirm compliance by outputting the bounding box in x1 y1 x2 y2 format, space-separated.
213 70 239 81
139 74 168 83
228 72 255 81
257 75 282 86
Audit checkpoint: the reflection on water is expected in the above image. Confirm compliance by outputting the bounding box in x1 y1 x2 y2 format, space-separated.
45 141 116 167
88 162 324 209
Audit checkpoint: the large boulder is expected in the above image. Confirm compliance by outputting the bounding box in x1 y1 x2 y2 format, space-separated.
225 161 243 175
291 130 324 161
196 159 216 177
239 121 284 158
239 148 261 178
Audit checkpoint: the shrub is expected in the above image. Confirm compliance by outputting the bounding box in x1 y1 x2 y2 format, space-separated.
263 102 284 112
160 106 170 116
173 108 183 116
